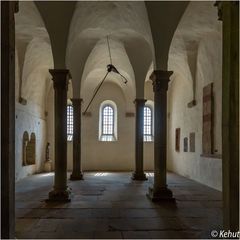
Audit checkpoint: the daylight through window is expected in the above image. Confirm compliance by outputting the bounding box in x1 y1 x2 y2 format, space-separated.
67 105 73 141
144 106 153 142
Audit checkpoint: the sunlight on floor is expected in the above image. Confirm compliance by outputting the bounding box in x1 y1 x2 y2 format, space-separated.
38 173 54 177
94 172 109 176
146 172 154 177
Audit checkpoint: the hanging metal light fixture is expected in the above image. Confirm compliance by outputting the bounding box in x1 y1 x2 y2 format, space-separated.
83 36 128 115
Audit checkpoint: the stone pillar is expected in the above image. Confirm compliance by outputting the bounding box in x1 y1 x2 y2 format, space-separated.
48 69 71 202
215 1 239 231
132 99 148 181
1 2 18 238
147 70 174 201
70 98 84 180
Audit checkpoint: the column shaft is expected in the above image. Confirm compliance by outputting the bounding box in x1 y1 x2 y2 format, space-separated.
1 2 18 238
215 1 239 231
154 90 167 190
132 99 147 180
70 98 83 180
48 69 70 202
147 70 174 201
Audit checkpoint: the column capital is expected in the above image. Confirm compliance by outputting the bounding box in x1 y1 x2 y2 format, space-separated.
49 69 70 90
71 98 83 105
150 70 173 92
13 1 19 13
214 1 223 21
134 98 147 105
214 1 239 22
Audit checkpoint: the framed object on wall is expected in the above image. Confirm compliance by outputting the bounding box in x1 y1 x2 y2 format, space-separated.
175 128 180 152
184 137 188 152
190 132 195 152
202 83 214 154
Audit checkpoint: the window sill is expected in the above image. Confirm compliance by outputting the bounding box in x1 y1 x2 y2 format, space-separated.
144 136 154 142
67 135 73 141
99 135 117 142
99 140 118 143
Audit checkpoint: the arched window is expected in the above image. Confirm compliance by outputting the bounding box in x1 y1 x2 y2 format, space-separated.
67 105 73 141
144 106 153 142
99 101 117 141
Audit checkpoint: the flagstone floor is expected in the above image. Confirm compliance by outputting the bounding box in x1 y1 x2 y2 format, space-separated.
15 171 222 239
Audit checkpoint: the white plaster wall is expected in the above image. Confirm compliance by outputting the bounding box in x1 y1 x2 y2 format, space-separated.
167 75 222 191
14 1 53 181
167 2 222 191
81 81 154 171
47 81 154 171
15 102 47 182
15 40 50 182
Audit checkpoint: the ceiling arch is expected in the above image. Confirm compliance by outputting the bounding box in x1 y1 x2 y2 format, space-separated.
168 1 222 90
15 1 53 109
35 1 76 68
145 1 189 70
80 38 135 101
21 38 53 107
66 1 154 99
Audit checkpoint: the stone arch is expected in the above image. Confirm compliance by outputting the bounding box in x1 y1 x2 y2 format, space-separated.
145 1 189 70
15 1 54 111
27 133 36 165
66 1 154 99
23 132 36 166
98 100 118 141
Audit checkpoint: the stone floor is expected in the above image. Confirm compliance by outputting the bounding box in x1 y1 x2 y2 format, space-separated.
15 172 222 239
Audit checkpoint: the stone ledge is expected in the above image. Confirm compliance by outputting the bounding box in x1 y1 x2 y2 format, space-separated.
200 153 222 159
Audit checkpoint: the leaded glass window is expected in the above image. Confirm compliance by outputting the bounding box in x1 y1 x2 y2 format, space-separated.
67 105 73 141
144 106 153 142
101 105 114 141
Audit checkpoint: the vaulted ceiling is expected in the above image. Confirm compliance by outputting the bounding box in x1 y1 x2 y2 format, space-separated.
15 1 189 108
35 1 188 99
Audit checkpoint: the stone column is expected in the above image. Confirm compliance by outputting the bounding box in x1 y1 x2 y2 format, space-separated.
147 70 174 201
132 99 147 180
48 69 71 202
1 2 18 238
70 98 84 180
215 1 239 231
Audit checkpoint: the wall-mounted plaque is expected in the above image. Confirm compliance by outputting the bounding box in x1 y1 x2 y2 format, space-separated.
175 128 180 152
202 83 214 154
184 137 188 152
190 132 195 152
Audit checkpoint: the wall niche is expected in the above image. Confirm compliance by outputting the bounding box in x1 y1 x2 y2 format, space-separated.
22 131 36 166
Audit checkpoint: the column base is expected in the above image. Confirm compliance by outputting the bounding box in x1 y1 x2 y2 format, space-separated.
70 172 84 181
132 172 148 181
147 186 175 202
46 188 71 202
